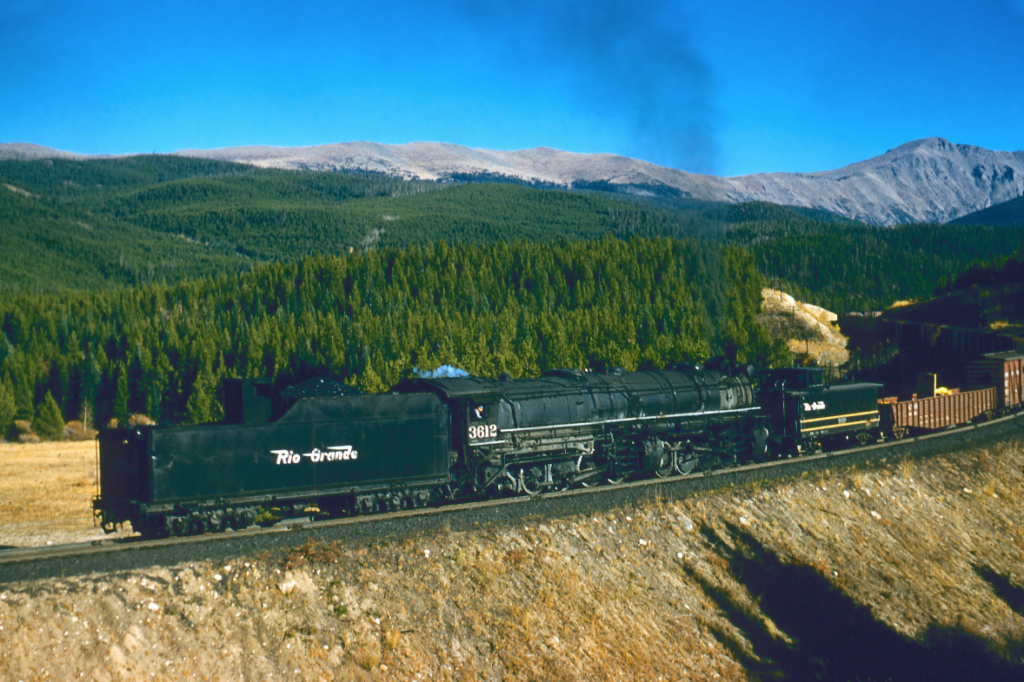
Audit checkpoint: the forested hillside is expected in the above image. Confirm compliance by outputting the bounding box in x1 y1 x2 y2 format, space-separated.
3 156 1021 314
0 238 784 435
950 195 1024 228
4 155 1023 436
0 156 442 291
935 243 1024 293
722 221 1024 314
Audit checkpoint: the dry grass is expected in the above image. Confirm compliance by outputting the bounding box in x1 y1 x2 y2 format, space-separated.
0 439 124 546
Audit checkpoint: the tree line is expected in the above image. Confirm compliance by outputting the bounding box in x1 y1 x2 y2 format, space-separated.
0 237 788 439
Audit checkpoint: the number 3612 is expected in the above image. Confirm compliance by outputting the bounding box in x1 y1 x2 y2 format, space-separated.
468 424 498 439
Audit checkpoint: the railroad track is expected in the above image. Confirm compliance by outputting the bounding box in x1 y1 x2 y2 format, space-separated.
2 411 1022 585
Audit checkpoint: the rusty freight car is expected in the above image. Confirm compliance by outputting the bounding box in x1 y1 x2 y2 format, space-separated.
878 351 1023 439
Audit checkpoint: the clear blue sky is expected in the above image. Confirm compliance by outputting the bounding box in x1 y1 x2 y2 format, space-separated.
3 0 1023 177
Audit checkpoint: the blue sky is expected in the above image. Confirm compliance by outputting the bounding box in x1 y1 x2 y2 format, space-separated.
3 0 1023 177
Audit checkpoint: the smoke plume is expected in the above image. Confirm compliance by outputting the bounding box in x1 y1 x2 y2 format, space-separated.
450 0 719 173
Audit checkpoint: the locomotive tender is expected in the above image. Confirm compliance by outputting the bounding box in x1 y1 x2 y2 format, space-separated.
96 362 886 538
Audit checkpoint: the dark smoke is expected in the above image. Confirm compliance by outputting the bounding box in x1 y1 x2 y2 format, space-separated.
448 0 719 173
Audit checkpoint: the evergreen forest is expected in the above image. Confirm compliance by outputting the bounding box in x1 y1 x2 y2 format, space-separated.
0 238 780 435
1 155 1021 436
3 156 1021 313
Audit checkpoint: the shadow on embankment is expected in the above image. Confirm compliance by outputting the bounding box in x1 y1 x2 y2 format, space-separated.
684 525 1024 681
975 565 1024 618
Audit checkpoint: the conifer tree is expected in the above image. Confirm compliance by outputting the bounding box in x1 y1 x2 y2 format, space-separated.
185 376 212 425
34 391 65 441
113 365 130 426
0 375 16 440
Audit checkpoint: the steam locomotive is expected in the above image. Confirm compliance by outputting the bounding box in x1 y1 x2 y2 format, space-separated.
94 362 885 538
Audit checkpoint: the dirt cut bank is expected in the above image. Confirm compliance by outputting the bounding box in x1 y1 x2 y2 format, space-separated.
1 435 1023 680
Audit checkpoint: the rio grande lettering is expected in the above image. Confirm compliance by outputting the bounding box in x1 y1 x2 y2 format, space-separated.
272 446 358 465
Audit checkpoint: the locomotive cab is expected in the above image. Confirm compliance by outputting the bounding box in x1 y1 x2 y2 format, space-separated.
759 368 882 453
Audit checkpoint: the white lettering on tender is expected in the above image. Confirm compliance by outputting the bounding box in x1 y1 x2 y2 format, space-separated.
803 401 826 411
272 446 359 465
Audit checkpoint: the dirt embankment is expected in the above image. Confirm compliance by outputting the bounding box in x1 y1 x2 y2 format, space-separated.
1 436 1024 681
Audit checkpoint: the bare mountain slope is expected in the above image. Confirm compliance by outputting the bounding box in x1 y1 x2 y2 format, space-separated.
0 142 86 161
4 137 1023 225
174 141 741 202
732 138 1024 225
173 138 1024 224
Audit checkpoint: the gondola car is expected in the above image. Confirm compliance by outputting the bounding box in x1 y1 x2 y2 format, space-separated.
877 351 1024 438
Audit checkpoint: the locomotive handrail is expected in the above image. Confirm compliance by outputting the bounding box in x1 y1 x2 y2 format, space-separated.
501 406 761 434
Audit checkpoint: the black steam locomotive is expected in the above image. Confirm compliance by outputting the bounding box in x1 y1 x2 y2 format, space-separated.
94 363 881 537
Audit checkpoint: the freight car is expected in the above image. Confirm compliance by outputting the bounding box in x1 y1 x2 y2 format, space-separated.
94 362 768 537
878 351 1024 439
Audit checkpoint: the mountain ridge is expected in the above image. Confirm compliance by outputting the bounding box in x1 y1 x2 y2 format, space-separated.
3 137 1023 225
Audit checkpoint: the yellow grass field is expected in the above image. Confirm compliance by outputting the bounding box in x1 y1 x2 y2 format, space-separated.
0 439 129 547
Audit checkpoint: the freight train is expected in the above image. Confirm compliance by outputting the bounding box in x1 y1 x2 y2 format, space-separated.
94 352 1023 538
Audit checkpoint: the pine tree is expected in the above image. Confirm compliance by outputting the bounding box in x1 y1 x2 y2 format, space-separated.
113 365 130 426
34 391 65 441
185 380 212 424
0 375 16 440
185 357 220 424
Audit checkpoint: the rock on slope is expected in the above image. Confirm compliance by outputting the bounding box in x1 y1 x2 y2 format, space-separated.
759 289 849 367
